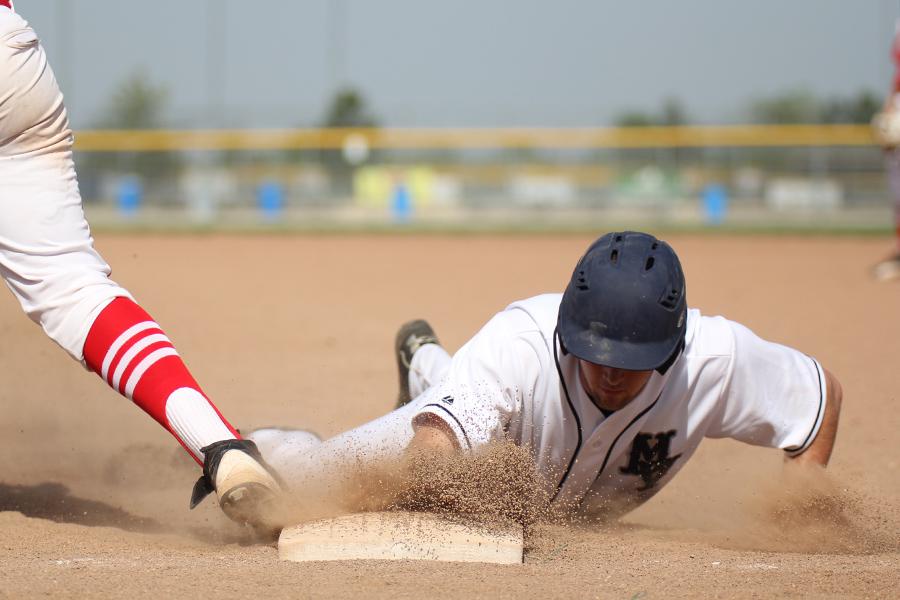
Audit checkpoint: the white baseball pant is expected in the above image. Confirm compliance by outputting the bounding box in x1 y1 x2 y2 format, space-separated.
0 7 130 361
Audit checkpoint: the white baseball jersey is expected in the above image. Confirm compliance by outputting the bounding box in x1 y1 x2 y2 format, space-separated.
255 293 826 518
409 293 826 516
0 5 130 360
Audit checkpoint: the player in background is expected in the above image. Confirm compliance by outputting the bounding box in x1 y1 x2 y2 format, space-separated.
872 19 900 281
250 231 842 520
0 2 282 531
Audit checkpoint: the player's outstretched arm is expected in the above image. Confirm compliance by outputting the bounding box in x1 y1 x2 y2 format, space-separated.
787 368 842 468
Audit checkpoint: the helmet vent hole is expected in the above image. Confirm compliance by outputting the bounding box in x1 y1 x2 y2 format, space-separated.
660 288 680 309
651 242 658 250
645 256 655 270
615 235 623 242
610 249 619 264
576 270 589 290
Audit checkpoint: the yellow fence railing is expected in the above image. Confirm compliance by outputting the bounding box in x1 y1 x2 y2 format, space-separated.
71 124 878 153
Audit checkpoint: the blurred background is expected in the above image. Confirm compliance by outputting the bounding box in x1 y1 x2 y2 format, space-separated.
22 0 900 231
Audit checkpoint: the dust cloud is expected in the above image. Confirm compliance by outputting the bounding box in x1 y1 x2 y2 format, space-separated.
271 443 898 556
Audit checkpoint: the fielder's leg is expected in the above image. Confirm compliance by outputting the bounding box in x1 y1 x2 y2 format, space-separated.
0 5 281 532
875 149 900 281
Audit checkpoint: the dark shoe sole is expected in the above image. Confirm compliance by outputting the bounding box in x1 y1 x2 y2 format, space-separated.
394 319 438 409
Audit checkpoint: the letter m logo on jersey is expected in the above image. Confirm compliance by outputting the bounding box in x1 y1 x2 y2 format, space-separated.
619 430 683 492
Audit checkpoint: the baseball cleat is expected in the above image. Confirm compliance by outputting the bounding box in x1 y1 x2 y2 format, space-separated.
872 252 900 282
190 439 286 537
395 319 441 409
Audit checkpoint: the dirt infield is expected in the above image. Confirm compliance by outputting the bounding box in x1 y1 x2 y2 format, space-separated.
0 233 897 598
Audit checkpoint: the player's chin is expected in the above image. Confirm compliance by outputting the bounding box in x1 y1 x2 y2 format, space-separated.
604 398 630 411
594 390 631 411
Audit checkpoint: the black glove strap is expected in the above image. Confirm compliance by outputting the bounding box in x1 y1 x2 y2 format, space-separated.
189 475 215 509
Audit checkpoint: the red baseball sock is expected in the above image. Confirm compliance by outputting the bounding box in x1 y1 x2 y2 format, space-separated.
83 297 238 464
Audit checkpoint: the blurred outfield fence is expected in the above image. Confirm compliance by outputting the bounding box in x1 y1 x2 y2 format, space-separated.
73 124 892 231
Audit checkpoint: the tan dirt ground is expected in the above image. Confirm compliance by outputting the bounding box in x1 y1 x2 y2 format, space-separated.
0 233 897 599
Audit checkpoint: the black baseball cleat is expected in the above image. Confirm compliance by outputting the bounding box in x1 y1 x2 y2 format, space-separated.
395 319 441 409
190 439 286 538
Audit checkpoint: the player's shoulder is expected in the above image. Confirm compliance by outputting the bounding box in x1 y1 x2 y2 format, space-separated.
503 293 561 326
499 293 560 339
683 308 739 360
472 293 559 356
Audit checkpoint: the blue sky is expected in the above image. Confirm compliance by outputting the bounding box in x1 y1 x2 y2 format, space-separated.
19 0 900 128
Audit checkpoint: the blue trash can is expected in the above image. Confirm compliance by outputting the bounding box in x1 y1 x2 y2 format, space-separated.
257 180 284 221
702 184 728 226
116 176 142 218
391 182 412 224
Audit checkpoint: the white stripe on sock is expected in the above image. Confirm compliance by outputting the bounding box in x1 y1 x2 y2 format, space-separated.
111 333 172 391
165 387 235 460
101 321 161 382
123 347 179 399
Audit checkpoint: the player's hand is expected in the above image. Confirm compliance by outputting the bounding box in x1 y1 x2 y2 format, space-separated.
762 460 864 552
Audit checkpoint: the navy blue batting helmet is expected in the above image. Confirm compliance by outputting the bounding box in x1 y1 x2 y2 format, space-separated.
557 231 687 372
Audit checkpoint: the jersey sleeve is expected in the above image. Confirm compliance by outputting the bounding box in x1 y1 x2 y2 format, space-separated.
706 320 827 457
411 311 543 450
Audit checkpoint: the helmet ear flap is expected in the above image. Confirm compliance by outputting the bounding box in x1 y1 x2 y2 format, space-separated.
655 336 684 375
557 330 570 356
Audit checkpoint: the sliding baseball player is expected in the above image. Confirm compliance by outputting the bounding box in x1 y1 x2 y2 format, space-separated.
251 231 841 518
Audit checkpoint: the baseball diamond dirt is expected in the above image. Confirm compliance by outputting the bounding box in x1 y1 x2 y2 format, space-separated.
0 233 897 599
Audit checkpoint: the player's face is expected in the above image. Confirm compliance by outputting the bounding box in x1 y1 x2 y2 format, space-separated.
578 360 654 412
